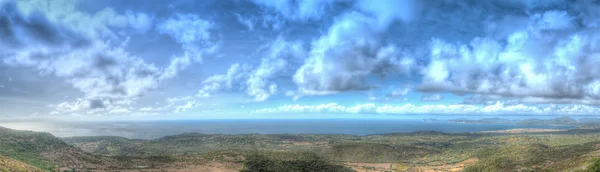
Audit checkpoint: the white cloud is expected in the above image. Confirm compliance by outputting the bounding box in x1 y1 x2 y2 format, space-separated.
47 98 132 116
15 0 151 39
418 9 600 104
293 5 416 95
196 37 305 101
246 37 305 101
421 94 442 101
158 14 219 79
48 100 88 113
253 102 600 115
174 100 200 113
385 88 409 100
197 63 252 97
253 103 347 114
125 11 154 34
4 36 167 108
0 1 88 51
167 96 193 104
157 14 215 45
139 107 155 111
234 13 256 31
108 107 131 114
0 3 211 115
6 0 600 118
355 0 421 28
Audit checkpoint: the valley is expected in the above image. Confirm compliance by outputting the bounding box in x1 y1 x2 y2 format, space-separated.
2 123 600 171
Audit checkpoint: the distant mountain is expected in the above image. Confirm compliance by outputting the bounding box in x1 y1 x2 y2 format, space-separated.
448 117 580 126
61 136 145 156
449 118 518 124
518 117 578 125
579 118 600 124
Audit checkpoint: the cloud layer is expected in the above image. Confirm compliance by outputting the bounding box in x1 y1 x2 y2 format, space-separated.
3 0 600 118
1 1 217 115
254 102 600 115
419 9 600 104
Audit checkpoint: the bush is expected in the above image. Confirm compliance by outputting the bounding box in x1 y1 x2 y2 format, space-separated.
240 152 354 172
587 159 600 172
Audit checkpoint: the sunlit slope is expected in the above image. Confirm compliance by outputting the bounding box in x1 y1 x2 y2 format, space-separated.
0 155 44 172
63 130 600 171
4 125 600 171
464 142 600 171
0 127 117 171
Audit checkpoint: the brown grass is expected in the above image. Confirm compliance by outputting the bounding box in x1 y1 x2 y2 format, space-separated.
0 155 44 172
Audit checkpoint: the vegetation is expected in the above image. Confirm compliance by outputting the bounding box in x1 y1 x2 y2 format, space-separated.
585 158 600 172
0 155 44 172
0 126 67 170
5 124 600 171
448 116 587 126
464 142 598 171
241 152 354 172
0 127 125 171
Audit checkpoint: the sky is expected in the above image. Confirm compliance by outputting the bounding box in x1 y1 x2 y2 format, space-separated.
2 0 600 120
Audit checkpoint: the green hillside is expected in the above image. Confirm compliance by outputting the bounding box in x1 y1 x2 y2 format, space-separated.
0 127 119 171
4 125 600 171
0 155 45 172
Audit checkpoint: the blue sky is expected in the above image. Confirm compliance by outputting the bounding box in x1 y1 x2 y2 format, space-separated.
2 0 600 120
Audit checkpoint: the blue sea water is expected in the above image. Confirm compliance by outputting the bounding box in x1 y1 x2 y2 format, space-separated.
10 118 573 139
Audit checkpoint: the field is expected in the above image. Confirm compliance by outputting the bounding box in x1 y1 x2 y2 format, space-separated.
3 125 600 171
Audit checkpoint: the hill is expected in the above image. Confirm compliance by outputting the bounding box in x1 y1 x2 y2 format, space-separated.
448 116 589 127
0 126 120 171
5 126 600 171
0 155 44 172
62 129 600 171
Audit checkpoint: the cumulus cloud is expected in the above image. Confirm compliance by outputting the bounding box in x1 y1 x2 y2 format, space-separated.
48 98 132 115
290 1 508 97
294 1 595 99
354 0 421 29
174 100 200 113
0 1 88 51
157 14 215 46
15 0 154 39
7 0 600 118
418 8 600 104
197 37 305 101
197 63 252 97
293 11 415 95
158 14 219 79
4 39 164 109
1 2 214 115
254 102 600 115
245 37 305 101
125 11 154 34
385 88 409 100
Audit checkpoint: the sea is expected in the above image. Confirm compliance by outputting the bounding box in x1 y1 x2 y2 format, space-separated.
0 116 577 139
